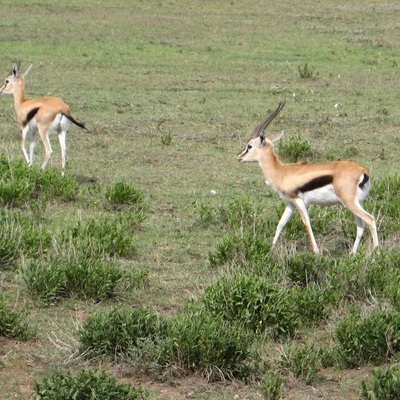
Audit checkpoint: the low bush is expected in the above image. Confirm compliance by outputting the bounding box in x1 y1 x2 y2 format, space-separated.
23 251 128 305
0 295 33 341
62 212 141 257
361 365 400 400
260 371 284 400
78 306 168 360
168 305 255 381
280 343 322 384
278 135 312 163
34 369 148 400
335 308 400 368
105 181 146 213
200 272 298 338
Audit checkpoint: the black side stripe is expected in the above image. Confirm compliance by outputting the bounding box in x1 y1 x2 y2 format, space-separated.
359 173 369 189
295 175 334 194
22 107 39 127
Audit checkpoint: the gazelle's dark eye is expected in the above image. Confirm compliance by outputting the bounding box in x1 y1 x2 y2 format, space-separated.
5 80 9 84
247 145 252 150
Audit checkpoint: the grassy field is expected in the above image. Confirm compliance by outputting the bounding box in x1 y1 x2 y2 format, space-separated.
1 1 400 399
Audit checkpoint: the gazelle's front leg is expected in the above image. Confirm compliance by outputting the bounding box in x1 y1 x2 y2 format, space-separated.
21 125 33 165
272 203 296 247
292 198 320 254
39 129 53 170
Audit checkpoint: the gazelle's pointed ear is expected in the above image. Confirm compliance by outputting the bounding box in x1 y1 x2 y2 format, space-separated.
22 64 33 79
12 62 20 80
271 130 284 143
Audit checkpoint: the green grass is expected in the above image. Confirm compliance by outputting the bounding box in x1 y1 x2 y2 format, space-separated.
0 1 400 399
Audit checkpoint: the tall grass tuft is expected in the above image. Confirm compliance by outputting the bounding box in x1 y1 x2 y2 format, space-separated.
200 272 298 338
0 295 33 341
34 369 149 400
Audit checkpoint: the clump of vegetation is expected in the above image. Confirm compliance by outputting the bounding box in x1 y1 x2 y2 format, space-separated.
168 305 255 380
78 306 168 360
280 343 322 384
278 135 312 163
361 365 400 400
0 295 33 340
200 272 298 338
105 180 146 213
34 369 148 400
260 371 284 400
298 63 319 79
335 308 400 367
22 252 128 305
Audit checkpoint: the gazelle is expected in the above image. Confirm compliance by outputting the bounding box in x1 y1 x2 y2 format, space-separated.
237 101 379 254
0 62 87 175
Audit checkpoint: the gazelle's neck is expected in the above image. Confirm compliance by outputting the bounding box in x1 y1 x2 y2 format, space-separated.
12 79 27 108
258 145 284 184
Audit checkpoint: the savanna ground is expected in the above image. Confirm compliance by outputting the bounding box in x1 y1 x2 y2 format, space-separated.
0 1 400 399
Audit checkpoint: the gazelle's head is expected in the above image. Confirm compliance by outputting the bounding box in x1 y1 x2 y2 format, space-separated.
0 62 32 95
237 101 285 162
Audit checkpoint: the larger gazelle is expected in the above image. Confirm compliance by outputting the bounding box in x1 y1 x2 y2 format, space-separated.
0 62 87 175
237 101 379 254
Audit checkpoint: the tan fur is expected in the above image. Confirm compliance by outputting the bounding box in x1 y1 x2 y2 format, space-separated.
0 63 86 175
237 104 379 254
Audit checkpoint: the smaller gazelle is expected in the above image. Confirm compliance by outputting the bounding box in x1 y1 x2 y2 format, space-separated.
0 62 87 175
237 101 379 254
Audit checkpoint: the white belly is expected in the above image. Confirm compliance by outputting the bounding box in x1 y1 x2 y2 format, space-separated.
300 184 339 206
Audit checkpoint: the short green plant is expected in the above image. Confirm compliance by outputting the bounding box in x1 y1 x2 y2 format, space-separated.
278 135 312 163
168 305 255 380
200 272 298 338
34 369 148 400
78 306 168 360
298 63 319 79
280 343 322 384
63 212 141 257
105 181 146 212
23 251 127 305
0 295 33 341
261 371 283 400
335 308 400 368
361 365 400 400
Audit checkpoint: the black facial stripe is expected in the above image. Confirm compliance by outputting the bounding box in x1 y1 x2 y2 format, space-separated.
359 174 369 189
295 175 334 194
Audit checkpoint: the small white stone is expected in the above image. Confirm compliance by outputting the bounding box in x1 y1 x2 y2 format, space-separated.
210 190 217 195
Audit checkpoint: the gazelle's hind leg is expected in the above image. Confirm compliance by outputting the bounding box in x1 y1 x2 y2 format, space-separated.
39 129 53 171
346 200 379 253
58 130 67 176
352 215 365 254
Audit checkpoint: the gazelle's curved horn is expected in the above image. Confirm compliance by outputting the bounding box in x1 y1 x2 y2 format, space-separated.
22 64 33 78
253 100 286 139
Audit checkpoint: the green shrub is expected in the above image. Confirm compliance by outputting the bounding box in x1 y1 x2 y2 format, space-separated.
370 174 400 238
23 251 127 305
63 212 141 257
200 272 298 338
78 306 168 360
105 181 146 212
291 284 335 325
169 306 255 380
278 135 312 163
298 63 319 79
208 231 274 268
34 369 148 400
335 308 400 368
361 365 400 400
261 371 284 400
0 157 79 207
0 295 33 341
280 343 322 383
